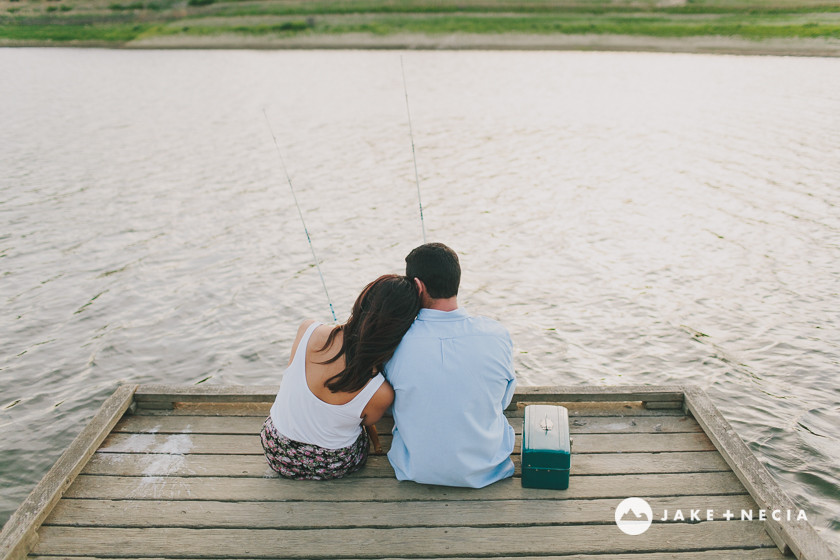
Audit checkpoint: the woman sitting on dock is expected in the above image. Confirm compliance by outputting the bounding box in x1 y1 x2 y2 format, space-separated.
260 274 421 480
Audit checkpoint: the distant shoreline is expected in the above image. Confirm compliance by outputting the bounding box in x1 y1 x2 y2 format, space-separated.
4 33 840 57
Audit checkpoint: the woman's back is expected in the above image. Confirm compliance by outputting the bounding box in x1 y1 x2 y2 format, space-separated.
304 324 367 405
269 321 387 450
260 274 419 480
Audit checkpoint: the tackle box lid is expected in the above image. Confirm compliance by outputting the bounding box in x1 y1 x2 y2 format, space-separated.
523 404 571 470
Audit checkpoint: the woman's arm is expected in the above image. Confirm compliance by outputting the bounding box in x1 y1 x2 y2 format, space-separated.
287 319 316 366
360 381 395 427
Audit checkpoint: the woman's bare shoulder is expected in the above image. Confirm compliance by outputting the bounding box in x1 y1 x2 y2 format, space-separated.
307 322 337 350
288 319 318 366
297 319 317 336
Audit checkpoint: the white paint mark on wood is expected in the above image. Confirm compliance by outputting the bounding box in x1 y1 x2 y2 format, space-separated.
126 428 196 500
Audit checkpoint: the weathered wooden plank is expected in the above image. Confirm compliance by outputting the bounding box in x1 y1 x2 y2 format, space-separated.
27 551 788 560
684 387 839 560
508 402 687 417
136 401 686 418
564 415 700 433
64 472 748 501
133 385 685 409
96 431 715 455
379 554 784 560
134 386 278 408
0 384 137 560
44 495 758 529
82 450 730 478
112 414 701 436
508 385 685 408
113 416 267 435
32 522 776 558
137 403 272 416
642 401 685 409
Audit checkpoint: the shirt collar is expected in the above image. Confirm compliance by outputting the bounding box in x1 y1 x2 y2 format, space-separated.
416 308 469 321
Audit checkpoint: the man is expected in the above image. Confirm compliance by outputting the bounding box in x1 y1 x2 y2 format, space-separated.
384 242 516 488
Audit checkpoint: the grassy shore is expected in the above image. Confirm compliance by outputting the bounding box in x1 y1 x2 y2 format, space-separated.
2 0 840 54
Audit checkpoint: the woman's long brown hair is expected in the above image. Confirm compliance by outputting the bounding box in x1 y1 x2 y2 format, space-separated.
318 274 420 393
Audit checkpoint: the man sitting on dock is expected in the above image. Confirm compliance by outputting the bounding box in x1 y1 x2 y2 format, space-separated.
384 242 516 488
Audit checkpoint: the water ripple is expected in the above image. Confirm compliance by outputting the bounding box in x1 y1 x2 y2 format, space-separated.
1 48 839 550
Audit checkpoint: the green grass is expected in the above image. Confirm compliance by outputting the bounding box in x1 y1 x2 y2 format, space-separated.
1 0 839 44
313 14 840 39
201 0 840 18
160 19 312 36
108 0 176 12
0 22 152 41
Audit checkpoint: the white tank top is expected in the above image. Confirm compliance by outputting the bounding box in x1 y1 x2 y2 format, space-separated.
269 322 386 450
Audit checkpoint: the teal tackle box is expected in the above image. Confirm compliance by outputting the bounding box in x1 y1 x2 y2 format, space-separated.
522 404 571 490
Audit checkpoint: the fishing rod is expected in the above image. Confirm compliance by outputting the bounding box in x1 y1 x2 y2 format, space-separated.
262 108 337 324
400 56 427 244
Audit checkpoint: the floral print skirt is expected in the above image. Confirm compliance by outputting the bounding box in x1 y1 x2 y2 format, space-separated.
260 416 369 480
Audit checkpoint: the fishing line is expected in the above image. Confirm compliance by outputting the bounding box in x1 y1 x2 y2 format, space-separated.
262 108 337 323
400 56 427 243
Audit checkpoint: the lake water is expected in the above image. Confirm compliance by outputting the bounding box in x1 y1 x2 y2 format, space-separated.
1 48 838 549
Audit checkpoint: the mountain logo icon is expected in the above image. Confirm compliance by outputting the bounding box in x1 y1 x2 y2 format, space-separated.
615 497 653 535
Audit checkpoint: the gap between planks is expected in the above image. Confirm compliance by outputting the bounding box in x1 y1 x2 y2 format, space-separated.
133 401 687 418
26 551 787 560
25 553 788 560
112 414 702 436
95 431 717 456
82 450 730 478
30 522 778 558
43 494 759 529
61 471 749 502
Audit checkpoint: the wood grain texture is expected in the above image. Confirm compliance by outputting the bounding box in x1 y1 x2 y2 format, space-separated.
63 472 748 501
134 386 278 407
684 387 839 560
16 384 826 560
112 414 701 435
508 385 685 408
44 495 758 529
32 522 776 558
135 400 686 418
0 384 137 560
96 430 716 455
26 552 787 560
25 552 788 560
82 450 729 478
132 385 686 409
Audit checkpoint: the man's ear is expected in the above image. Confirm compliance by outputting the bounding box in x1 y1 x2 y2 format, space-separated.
413 277 425 296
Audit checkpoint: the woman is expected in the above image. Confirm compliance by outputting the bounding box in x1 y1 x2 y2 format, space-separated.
260 274 420 480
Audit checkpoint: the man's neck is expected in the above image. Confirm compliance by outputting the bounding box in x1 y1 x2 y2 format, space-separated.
424 297 458 312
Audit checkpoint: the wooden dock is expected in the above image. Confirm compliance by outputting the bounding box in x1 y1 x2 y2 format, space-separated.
1 384 837 560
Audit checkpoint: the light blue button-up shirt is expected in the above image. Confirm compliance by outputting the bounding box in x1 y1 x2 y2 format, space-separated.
384 307 516 488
